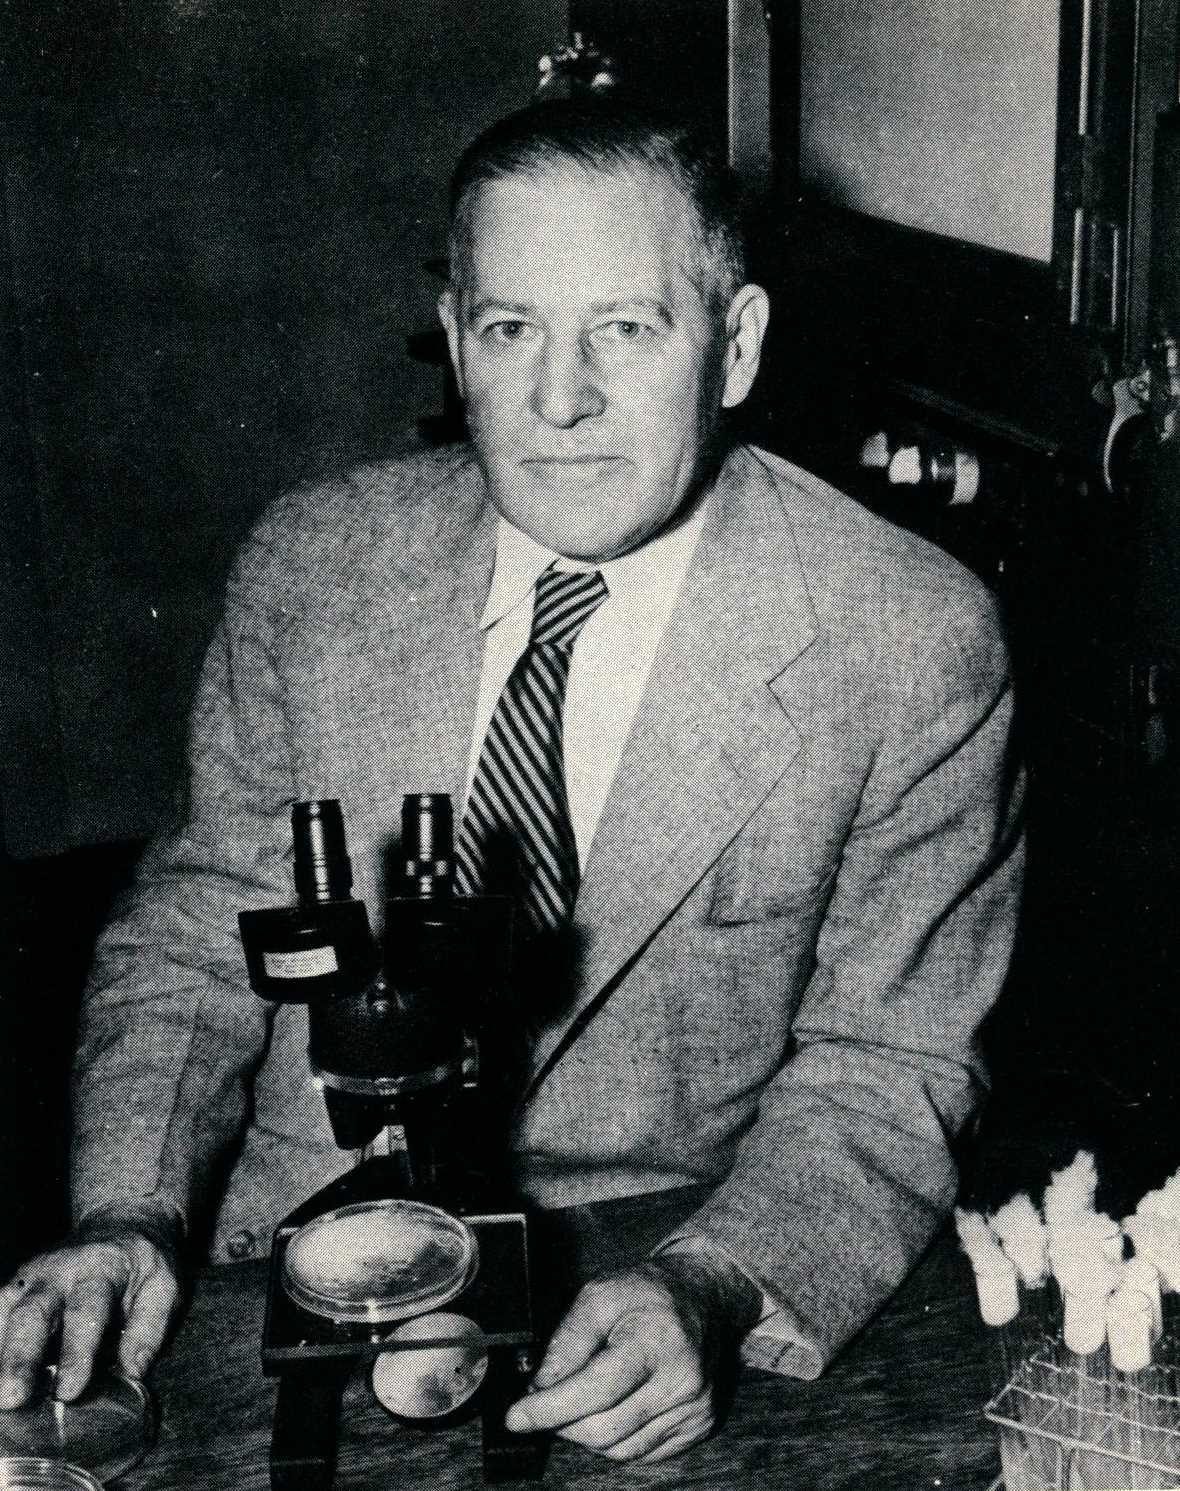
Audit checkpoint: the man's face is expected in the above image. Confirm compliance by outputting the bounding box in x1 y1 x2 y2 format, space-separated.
440 167 764 562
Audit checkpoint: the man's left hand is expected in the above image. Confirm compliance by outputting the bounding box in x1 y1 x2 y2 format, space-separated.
504 1248 760 1462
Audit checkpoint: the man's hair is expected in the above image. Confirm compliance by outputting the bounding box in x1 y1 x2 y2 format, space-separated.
448 98 748 316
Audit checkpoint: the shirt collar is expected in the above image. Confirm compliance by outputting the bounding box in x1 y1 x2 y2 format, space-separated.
479 496 709 632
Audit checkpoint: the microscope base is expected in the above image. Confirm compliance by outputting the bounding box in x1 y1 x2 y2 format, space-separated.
480 1345 548 1484
270 1362 349 1491
262 1157 547 1487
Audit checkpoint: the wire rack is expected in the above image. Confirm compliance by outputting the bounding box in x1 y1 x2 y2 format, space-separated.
986 1337 1180 1490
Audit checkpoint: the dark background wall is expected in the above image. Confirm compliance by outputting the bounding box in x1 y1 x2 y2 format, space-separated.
0 0 564 1267
2 0 564 858
568 0 727 135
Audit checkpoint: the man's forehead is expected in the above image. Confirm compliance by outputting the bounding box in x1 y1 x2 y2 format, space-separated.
461 164 707 307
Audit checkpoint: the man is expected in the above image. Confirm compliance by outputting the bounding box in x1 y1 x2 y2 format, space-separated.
0 99 1022 1463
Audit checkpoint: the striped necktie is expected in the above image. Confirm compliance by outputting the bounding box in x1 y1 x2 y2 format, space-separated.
456 567 609 934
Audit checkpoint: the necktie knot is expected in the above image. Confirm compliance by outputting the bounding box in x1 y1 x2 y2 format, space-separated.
529 568 609 649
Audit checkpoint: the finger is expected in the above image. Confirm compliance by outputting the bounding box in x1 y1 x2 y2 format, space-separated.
630 1411 714 1463
0 1276 30 1341
56 1276 120 1401
0 1258 68 1338
591 1398 711 1461
529 1291 614 1393
554 1371 706 1453
507 1326 656 1435
118 1266 178 1379
0 1284 62 1409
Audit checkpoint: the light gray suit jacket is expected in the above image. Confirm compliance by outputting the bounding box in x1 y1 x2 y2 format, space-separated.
72 442 1022 1375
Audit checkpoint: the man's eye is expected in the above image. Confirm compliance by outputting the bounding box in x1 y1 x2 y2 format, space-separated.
485 320 534 343
593 320 656 344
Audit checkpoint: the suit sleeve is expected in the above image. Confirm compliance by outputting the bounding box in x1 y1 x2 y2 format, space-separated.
678 589 1024 1377
69 551 296 1237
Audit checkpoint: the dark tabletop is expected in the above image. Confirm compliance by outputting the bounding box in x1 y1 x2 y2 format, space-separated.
118 1230 1002 1491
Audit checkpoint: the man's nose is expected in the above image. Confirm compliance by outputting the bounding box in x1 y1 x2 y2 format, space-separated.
530 339 606 427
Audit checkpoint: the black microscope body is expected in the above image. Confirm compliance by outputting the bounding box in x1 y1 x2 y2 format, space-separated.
238 795 545 1490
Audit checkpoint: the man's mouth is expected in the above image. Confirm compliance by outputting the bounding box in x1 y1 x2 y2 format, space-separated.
521 455 624 466
518 456 629 486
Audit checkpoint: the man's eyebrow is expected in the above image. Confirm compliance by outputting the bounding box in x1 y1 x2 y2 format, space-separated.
464 296 675 327
467 299 532 324
591 299 673 326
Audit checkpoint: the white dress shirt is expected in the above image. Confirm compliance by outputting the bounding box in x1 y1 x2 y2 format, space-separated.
464 501 707 860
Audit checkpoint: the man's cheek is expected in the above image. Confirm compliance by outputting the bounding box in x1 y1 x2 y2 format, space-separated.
625 369 703 419
464 382 522 439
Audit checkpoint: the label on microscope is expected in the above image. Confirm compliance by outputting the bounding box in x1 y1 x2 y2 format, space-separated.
263 945 339 977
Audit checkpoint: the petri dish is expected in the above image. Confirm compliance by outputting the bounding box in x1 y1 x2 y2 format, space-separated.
0 1461 103 1490
370 1312 488 1420
283 1199 478 1324
0 1369 155 1484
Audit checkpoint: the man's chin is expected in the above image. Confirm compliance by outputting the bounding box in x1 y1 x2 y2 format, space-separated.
512 520 629 563
482 473 636 558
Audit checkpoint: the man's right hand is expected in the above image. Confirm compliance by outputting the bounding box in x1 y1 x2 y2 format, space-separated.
0 1225 180 1408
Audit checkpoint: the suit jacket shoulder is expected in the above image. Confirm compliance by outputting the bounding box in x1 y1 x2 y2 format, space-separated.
740 444 1008 696
229 444 490 628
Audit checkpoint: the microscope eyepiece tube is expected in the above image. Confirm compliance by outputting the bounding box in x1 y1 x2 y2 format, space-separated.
401 793 455 894
293 799 353 904
239 800 377 1003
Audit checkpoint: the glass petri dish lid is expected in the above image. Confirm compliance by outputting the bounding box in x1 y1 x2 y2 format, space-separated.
283 1199 478 1324
0 1369 155 1484
371 1312 489 1420
0 1460 103 1490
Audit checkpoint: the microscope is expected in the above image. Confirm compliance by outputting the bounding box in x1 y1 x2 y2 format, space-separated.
238 795 545 1490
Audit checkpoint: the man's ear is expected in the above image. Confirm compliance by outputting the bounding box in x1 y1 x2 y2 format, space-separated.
720 284 770 409
437 288 465 399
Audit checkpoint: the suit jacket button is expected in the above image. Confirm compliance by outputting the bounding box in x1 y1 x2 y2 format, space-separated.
227 1229 255 1260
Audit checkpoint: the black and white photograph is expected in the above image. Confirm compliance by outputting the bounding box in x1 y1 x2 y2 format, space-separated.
1 2 1178 1487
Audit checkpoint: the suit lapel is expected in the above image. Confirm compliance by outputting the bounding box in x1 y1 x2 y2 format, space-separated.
526 447 819 1082
356 458 497 815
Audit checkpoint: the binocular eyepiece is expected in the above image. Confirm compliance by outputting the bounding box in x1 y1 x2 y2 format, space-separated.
238 794 510 1157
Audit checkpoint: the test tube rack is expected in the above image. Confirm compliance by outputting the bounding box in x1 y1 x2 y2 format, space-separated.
986 1329 1180 1489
